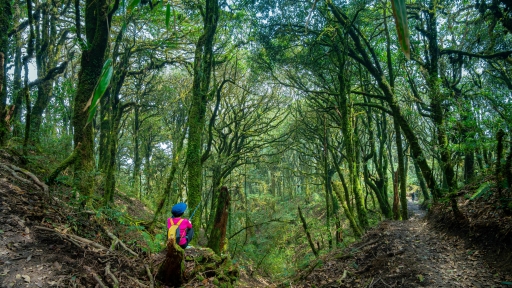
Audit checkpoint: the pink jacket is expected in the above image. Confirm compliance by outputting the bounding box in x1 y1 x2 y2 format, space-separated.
167 217 192 245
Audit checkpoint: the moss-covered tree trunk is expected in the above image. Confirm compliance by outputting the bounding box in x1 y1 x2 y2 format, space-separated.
337 73 368 229
150 130 186 230
157 242 185 287
394 120 408 220
104 102 121 204
505 133 512 194
363 102 392 218
298 206 319 257
496 129 505 197
413 158 430 203
0 0 12 146
132 105 142 197
332 181 363 237
72 0 118 201
186 0 219 226
31 1 63 141
208 186 230 255
11 0 23 137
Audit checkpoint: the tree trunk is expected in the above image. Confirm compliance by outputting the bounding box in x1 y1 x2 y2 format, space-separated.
72 0 117 201
11 0 23 137
497 129 505 197
0 0 12 145
132 105 141 196
392 170 400 220
104 104 121 204
31 2 58 141
186 0 219 226
208 186 230 255
150 130 186 230
332 181 363 237
298 206 318 257
336 73 368 229
394 119 408 220
505 134 512 195
413 158 430 203
156 242 185 287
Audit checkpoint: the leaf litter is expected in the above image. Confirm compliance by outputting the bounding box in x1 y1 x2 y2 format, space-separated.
295 198 512 288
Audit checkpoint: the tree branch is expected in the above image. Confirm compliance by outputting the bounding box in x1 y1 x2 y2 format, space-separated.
28 61 68 88
440 49 512 60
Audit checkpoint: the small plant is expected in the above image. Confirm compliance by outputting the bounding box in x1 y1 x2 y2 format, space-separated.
470 182 491 200
141 231 166 253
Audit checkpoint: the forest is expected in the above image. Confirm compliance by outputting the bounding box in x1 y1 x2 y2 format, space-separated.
0 0 511 286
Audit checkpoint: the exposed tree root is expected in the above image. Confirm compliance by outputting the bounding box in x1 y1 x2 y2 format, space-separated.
7 163 48 193
106 229 138 257
92 272 108 288
0 163 35 188
128 276 149 287
105 262 119 288
145 264 154 288
34 226 108 252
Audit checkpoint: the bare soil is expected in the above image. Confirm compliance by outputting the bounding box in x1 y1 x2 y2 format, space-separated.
0 152 238 288
295 200 512 288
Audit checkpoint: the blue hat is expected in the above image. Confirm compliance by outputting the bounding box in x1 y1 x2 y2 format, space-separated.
172 202 187 216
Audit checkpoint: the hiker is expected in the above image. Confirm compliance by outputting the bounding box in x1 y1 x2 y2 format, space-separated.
411 191 416 202
167 202 194 249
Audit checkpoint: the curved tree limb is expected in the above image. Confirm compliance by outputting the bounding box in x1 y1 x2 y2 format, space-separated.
28 61 68 88
46 143 81 185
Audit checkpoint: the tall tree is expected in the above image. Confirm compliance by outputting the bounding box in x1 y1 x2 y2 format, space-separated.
0 0 13 145
72 0 118 202
186 0 220 225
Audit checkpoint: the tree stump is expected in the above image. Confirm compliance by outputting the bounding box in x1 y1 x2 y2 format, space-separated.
156 241 185 287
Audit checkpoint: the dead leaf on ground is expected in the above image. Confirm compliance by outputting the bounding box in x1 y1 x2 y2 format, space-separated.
22 274 30 283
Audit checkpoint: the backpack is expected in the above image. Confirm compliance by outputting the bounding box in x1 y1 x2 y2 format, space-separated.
167 218 184 244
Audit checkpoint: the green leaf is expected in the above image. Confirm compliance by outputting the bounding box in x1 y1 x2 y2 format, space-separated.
502 282 512 286
166 3 171 29
470 182 491 200
127 0 141 13
85 59 113 124
173 8 177 32
391 0 411 60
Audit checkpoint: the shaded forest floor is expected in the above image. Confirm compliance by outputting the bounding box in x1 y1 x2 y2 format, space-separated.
0 148 511 287
295 197 512 288
0 151 238 287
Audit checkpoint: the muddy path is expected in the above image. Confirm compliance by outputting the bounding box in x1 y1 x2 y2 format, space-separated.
298 199 512 287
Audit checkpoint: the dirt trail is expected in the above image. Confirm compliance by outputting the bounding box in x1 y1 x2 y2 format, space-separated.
299 199 512 287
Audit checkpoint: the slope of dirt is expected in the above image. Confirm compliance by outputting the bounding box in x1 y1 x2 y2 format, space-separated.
428 179 512 276
0 154 151 287
0 151 239 287
295 200 512 288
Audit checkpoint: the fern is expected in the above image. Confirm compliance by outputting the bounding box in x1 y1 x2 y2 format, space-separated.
470 182 491 200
